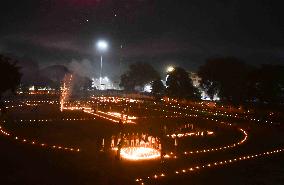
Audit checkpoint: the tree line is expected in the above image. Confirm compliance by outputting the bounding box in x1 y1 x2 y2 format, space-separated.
0 54 93 97
120 58 284 106
0 54 283 107
198 57 284 106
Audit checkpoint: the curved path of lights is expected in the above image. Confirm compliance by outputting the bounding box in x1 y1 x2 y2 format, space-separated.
66 98 281 185
133 102 282 184
0 101 82 152
164 128 248 159
1 100 247 157
141 106 250 158
1 98 283 185
163 101 275 124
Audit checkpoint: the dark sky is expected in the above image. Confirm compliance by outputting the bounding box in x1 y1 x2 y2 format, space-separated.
0 0 283 78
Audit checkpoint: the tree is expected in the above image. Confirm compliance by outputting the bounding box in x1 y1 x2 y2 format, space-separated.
0 55 22 99
249 64 284 104
166 67 200 100
73 75 93 91
151 79 165 100
120 73 136 91
198 57 252 105
120 62 160 91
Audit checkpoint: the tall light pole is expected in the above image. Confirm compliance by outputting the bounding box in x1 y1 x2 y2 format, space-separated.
96 40 108 90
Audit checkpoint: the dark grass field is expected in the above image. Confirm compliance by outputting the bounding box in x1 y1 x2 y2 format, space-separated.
0 101 284 185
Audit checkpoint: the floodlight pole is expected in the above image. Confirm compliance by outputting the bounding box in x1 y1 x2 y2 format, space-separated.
96 40 108 90
100 55 103 90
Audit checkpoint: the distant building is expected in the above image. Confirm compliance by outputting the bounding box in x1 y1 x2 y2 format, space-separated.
92 77 120 90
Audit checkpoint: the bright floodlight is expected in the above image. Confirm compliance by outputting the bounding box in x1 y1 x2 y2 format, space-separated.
97 40 108 52
167 66 175 72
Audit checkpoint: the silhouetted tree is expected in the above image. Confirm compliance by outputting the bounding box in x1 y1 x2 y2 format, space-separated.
166 67 200 100
72 75 92 91
120 73 136 91
16 57 40 86
41 65 70 90
120 62 160 91
249 64 284 104
0 55 22 99
151 79 165 100
198 57 252 105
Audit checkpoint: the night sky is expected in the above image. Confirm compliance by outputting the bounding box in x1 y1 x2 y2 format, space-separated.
0 0 283 78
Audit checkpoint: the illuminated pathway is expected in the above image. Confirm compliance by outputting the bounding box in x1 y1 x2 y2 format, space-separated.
132 102 282 184
165 128 248 158
0 97 283 185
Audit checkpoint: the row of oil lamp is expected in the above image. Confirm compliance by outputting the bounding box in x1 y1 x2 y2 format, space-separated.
4 100 58 103
68 96 255 124
59 86 138 124
62 105 136 124
91 96 143 103
1 104 24 110
5 97 274 126
164 102 274 124
4 97 248 157
167 130 215 139
96 110 136 124
4 95 276 125
1 96 279 185
165 128 247 158
0 95 258 159
65 106 119 123
11 117 96 124
0 123 80 152
161 98 247 114
131 103 259 185
141 106 249 158
107 109 247 160
135 147 284 184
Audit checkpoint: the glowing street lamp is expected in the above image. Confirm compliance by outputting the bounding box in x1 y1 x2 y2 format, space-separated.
167 66 175 73
96 40 108 90
97 40 108 52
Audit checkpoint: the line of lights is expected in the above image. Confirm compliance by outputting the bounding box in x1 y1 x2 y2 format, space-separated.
3 98 248 157
96 111 136 124
167 130 214 139
165 128 248 158
63 106 137 124
0 104 24 110
163 102 275 124
63 106 119 123
135 147 284 184
141 106 249 157
3 96 276 125
11 117 96 124
0 123 80 152
2 95 280 185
